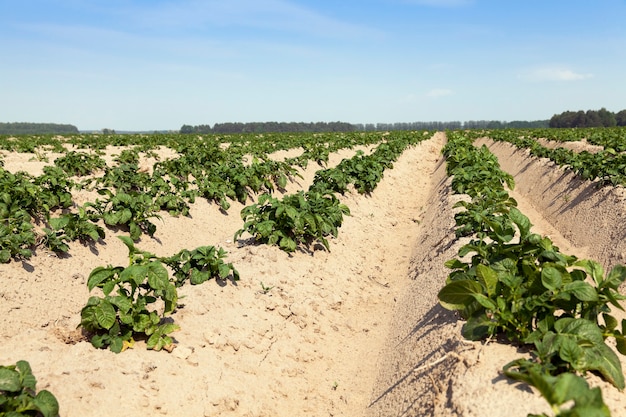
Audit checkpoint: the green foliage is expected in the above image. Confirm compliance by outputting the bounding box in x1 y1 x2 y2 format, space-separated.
235 132 428 252
313 150 386 195
48 207 105 244
163 246 240 287
0 360 59 417
488 127 626 187
504 360 611 417
96 163 150 193
54 151 105 176
235 191 350 252
79 236 239 353
0 122 78 135
439 130 626 415
79 236 179 353
149 175 192 217
33 166 74 210
40 228 70 254
0 169 39 262
89 189 161 241
113 149 140 165
0 169 44 218
0 207 34 262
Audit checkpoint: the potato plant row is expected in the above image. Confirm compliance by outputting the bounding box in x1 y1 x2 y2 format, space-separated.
513 126 626 151
235 131 432 252
480 128 626 187
0 131 402 263
439 131 626 416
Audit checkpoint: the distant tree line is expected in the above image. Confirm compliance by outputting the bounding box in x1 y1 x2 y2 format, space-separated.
181 119 551 134
180 121 356 134
353 120 550 131
0 122 79 135
549 108 626 128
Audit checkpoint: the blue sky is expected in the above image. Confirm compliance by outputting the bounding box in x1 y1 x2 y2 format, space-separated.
1 0 625 131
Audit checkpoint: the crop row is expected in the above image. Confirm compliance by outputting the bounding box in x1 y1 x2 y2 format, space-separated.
475 128 626 187
492 127 626 151
439 131 626 416
235 131 432 252
0 131 384 156
0 131 397 262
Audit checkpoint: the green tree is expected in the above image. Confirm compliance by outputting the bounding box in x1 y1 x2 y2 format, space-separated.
180 124 194 134
599 107 617 127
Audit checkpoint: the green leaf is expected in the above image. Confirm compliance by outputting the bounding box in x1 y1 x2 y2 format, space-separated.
462 312 495 340
0 367 20 392
95 299 117 330
190 269 210 285
146 262 169 290
109 337 124 353
510 207 531 239
602 313 618 331
218 263 232 279
118 235 135 253
108 295 133 314
279 236 297 252
575 259 605 286
0 249 10 263
49 215 70 230
87 266 117 292
129 221 140 241
604 264 626 289
120 264 147 288
32 390 60 417
555 318 603 343
445 258 467 270
103 210 121 225
102 280 116 296
561 281 598 302
438 280 484 309
471 293 497 310
284 205 299 220
541 266 562 291
583 342 625 390
476 264 498 297
16 360 36 391
556 336 584 365
555 318 625 389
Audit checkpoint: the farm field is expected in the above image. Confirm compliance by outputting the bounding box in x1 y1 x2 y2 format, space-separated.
2 129 626 416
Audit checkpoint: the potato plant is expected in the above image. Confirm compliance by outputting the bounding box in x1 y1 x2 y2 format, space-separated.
54 151 105 177
88 189 161 241
235 190 350 252
79 236 179 353
79 236 239 353
0 360 59 417
163 245 240 287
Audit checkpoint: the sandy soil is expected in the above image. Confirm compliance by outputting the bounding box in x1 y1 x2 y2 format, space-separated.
2 132 626 416
534 137 604 153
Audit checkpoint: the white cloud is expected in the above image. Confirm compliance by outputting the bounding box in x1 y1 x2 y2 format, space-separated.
426 88 453 98
521 67 594 82
131 0 384 40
